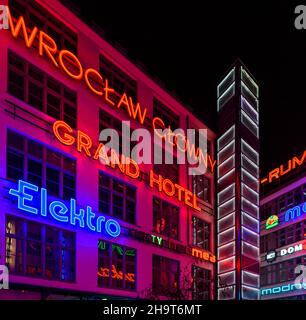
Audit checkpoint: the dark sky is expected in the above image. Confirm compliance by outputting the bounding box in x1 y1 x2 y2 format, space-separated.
68 0 306 176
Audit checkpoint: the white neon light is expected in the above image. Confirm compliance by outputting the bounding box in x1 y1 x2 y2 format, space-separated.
241 139 259 164
218 168 235 184
218 154 235 178
241 97 259 123
217 68 235 97
241 66 259 97
241 110 259 138
217 125 235 152
217 141 235 165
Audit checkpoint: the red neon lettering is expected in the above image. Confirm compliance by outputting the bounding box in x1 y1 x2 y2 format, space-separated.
53 121 75 145
117 93 132 117
77 130 92 157
149 170 163 192
104 79 115 106
268 168 280 183
8 10 38 48
84 68 103 96
128 97 147 125
39 31 58 67
58 50 83 80
292 150 306 168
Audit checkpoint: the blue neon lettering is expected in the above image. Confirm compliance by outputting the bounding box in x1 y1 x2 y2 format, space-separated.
9 180 38 214
9 180 121 238
86 206 96 231
70 199 85 228
96 216 106 232
285 202 306 222
261 282 306 296
105 219 121 237
49 201 69 222
41 188 47 216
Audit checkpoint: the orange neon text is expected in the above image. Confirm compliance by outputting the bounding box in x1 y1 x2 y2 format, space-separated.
97 265 135 282
191 247 216 263
7 10 217 174
149 170 201 211
7 10 148 125
261 149 306 185
53 120 140 179
152 117 216 173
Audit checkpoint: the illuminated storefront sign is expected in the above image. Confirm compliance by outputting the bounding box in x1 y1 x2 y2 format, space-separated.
266 251 276 263
261 150 306 185
98 241 135 283
285 202 306 222
261 283 306 297
265 215 279 230
97 264 135 283
53 120 201 210
149 170 201 211
7 10 216 173
191 247 216 263
9 180 121 237
122 228 216 263
265 241 305 262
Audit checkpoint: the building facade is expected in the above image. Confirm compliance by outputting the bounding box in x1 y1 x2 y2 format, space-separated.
216 61 260 300
260 149 306 300
0 0 217 300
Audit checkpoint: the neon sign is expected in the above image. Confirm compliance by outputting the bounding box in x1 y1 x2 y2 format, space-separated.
97 265 135 283
285 202 306 222
9 180 121 238
265 215 279 230
7 10 216 173
265 242 305 262
261 150 306 185
261 283 306 296
149 170 201 211
53 120 201 210
280 243 305 257
191 247 216 263
266 251 276 263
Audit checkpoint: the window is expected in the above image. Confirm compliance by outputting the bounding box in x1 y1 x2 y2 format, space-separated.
100 54 137 103
260 256 306 286
153 197 179 240
152 255 180 294
6 215 75 281
192 216 210 250
8 51 77 128
99 172 136 224
99 109 137 157
260 220 305 252
9 0 78 53
192 266 211 300
98 240 136 290
153 98 179 129
7 130 76 199
192 175 211 203
153 154 179 184
261 184 306 221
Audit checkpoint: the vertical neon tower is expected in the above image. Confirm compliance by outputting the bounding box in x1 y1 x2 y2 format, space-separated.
216 61 260 300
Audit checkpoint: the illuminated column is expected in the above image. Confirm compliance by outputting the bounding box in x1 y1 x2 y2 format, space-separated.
216 61 260 300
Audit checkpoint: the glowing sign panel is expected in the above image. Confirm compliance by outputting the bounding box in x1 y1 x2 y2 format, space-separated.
261 283 306 296
285 202 306 222
265 215 279 230
9 180 121 238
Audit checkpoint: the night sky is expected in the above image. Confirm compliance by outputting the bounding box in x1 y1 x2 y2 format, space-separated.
68 0 306 176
